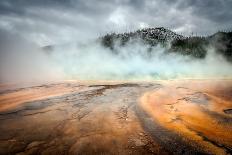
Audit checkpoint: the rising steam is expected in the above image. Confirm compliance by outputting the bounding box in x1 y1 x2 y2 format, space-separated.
0 32 232 85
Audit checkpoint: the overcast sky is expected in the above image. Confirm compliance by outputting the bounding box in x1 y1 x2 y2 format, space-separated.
0 0 231 46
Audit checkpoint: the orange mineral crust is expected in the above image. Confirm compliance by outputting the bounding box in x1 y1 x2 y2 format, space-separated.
140 80 232 154
0 83 88 112
0 80 231 154
0 82 168 155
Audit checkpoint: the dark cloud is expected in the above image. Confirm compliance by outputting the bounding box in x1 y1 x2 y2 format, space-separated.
174 0 232 23
0 0 231 45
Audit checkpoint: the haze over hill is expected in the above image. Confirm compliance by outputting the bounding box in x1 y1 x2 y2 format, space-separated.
41 28 232 80
101 27 232 61
1 27 232 85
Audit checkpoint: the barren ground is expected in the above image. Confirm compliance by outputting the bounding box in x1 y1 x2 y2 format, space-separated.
0 80 231 155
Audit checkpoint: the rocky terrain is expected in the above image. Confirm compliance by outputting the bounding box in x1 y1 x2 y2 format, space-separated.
0 80 231 155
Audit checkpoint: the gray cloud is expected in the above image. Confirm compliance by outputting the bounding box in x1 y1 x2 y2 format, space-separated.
0 0 231 45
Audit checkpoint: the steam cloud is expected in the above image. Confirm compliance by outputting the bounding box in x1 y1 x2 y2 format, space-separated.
0 31 64 85
51 41 232 80
0 32 232 85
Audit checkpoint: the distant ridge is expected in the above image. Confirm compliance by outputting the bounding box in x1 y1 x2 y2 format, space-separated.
42 27 232 62
101 27 232 61
101 27 184 47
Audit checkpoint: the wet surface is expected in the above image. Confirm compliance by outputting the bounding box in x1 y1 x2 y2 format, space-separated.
0 82 167 155
0 80 232 155
140 80 232 155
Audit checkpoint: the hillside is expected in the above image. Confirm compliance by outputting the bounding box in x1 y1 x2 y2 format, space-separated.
101 27 232 61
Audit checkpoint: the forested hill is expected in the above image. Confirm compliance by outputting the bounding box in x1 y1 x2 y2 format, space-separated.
101 27 232 61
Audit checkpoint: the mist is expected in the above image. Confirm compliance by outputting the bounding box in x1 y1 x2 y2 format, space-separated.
0 31 64 85
51 40 232 80
1 30 231 85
